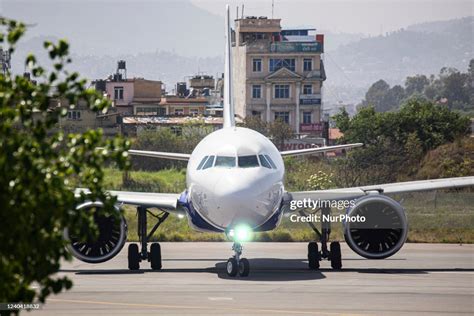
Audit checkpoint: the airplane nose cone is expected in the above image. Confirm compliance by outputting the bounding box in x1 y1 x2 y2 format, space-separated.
213 172 254 197
209 171 282 228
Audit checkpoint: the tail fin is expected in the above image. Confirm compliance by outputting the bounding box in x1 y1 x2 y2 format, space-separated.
223 4 236 128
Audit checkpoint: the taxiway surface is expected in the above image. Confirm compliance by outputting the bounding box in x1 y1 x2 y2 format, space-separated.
33 243 474 315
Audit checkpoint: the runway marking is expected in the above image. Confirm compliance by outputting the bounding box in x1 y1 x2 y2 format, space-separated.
48 298 369 316
208 297 233 301
429 271 474 275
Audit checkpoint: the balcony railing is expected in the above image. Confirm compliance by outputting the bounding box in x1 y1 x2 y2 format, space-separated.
245 40 323 54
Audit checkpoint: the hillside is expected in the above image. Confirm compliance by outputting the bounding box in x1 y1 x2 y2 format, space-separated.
324 17 473 105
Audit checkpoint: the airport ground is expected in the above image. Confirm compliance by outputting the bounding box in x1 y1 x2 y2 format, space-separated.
33 242 473 315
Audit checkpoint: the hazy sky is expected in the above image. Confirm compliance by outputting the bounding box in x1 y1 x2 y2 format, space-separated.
192 0 474 35
1 0 472 57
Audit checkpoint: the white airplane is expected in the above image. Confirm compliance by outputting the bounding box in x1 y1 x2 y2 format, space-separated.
69 5 474 277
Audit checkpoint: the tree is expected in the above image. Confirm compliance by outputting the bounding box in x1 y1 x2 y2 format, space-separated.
405 75 429 96
384 85 405 110
267 119 295 149
439 70 469 110
241 116 295 149
362 60 474 115
129 121 213 172
333 99 470 185
363 79 391 112
241 116 268 136
0 19 129 308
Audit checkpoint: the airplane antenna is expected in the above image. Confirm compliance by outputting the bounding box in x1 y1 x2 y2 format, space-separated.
223 4 235 128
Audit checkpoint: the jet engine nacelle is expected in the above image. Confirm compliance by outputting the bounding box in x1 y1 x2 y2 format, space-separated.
344 194 408 259
65 201 127 263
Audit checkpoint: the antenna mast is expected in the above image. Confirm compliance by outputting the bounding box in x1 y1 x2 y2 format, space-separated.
272 0 274 19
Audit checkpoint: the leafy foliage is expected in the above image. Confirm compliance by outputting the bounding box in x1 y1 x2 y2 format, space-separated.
241 116 294 149
130 123 213 171
333 99 470 185
306 171 335 190
0 18 129 308
417 137 474 179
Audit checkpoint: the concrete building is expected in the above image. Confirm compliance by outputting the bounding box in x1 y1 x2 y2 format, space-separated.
101 78 163 115
51 98 121 136
93 61 163 116
232 17 326 135
159 96 208 116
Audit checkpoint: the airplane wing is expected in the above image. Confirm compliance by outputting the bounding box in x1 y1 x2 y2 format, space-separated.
289 176 474 202
75 189 184 213
127 149 191 161
280 143 363 157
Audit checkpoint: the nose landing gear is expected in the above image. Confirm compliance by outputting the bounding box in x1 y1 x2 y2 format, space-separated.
226 242 250 277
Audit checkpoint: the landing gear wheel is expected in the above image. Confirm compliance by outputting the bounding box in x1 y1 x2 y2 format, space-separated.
226 258 238 277
150 242 162 270
128 243 140 270
238 258 250 277
330 241 342 270
308 242 320 270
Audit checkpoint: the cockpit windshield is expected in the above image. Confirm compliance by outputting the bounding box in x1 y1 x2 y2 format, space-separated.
197 154 276 170
215 156 236 167
264 154 277 169
238 155 259 168
202 155 215 169
197 155 209 170
258 155 272 169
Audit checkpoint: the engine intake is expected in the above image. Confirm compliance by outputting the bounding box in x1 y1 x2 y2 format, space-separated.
344 194 408 259
65 201 127 263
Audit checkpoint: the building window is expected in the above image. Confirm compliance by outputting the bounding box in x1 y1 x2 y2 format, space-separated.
274 111 290 124
303 84 313 95
67 110 81 120
274 84 290 99
252 58 262 72
174 108 184 115
136 106 166 116
114 87 124 100
251 111 261 117
189 108 199 116
303 58 313 71
252 85 262 99
303 112 312 124
269 58 296 72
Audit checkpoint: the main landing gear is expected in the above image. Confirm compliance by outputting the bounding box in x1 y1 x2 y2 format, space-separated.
301 206 342 270
128 206 169 270
226 242 250 277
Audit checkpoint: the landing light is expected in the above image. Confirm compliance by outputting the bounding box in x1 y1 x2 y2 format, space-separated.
229 224 252 242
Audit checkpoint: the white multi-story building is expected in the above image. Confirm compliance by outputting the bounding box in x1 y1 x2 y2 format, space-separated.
232 17 326 135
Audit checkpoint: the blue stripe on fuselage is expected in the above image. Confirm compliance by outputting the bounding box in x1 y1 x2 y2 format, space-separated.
178 191 284 233
178 191 223 232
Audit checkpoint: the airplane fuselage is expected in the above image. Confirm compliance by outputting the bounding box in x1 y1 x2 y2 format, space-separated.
182 127 285 233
